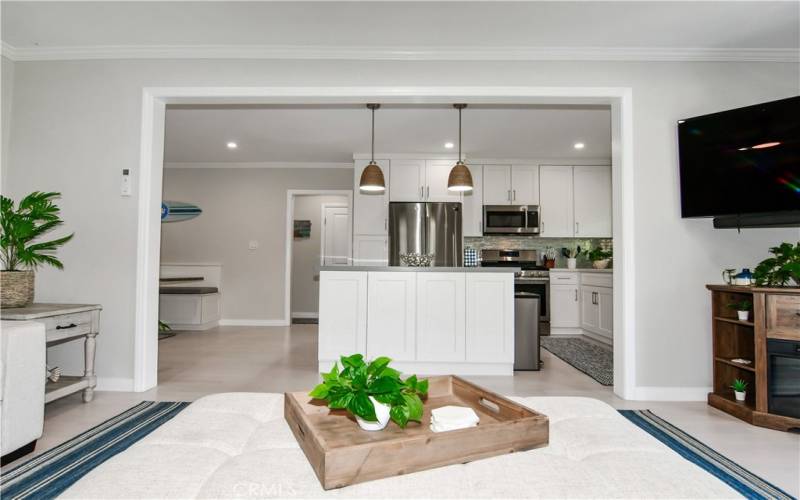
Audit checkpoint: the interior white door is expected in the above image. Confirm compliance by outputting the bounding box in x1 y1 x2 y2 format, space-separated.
461 164 484 237
416 273 466 362
322 206 350 266
425 160 462 202
539 166 574 237
465 273 514 362
318 271 368 361
573 166 612 237
353 159 389 235
353 235 387 266
389 159 425 202
367 273 417 361
510 165 539 205
482 165 512 205
551 285 580 328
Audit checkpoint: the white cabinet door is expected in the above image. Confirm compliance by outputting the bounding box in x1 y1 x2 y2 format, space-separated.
416 273 466 362
511 165 539 205
389 159 425 202
367 273 417 361
462 164 483 237
318 271 367 360
482 165 512 205
597 287 614 340
550 284 580 328
353 159 389 235
580 287 599 331
353 235 387 266
573 166 612 237
465 273 514 362
425 160 462 202
539 166 574 237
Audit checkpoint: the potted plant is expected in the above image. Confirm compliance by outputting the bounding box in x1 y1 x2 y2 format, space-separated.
727 299 752 322
587 247 613 270
753 242 800 287
731 378 748 402
0 192 74 308
543 247 557 269
309 354 428 431
562 245 581 270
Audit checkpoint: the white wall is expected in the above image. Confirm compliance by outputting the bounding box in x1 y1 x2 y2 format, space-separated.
4 59 798 393
291 194 349 316
160 167 352 321
1 56 14 188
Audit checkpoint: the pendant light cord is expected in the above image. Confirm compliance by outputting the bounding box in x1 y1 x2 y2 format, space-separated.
371 105 375 164
458 106 462 163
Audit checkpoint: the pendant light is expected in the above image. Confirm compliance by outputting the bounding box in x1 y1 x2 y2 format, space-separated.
359 103 386 193
448 103 473 192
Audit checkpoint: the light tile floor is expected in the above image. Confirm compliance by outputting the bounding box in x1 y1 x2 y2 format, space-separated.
7 325 800 496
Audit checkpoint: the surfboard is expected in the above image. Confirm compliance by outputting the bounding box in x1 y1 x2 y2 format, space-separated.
161 201 202 222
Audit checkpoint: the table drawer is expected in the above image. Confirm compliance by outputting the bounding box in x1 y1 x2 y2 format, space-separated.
766 294 800 341
42 311 94 341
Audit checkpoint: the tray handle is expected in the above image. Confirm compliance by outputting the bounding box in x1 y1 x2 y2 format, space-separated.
478 397 501 414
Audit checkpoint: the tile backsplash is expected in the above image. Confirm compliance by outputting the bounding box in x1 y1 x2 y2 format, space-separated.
464 235 612 268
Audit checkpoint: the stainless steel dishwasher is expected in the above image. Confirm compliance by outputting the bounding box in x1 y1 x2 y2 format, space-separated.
514 292 541 371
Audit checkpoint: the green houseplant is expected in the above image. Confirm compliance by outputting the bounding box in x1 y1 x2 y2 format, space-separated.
587 247 613 270
726 299 752 322
753 242 800 287
730 378 748 402
309 354 428 431
0 192 74 308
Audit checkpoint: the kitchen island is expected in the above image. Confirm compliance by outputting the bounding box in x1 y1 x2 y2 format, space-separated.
318 267 517 375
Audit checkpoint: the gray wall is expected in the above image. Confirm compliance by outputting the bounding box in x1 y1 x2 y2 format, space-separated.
1 56 14 187
291 194 349 316
3 58 798 391
160 168 353 321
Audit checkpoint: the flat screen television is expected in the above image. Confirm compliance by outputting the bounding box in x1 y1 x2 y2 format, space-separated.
678 96 800 219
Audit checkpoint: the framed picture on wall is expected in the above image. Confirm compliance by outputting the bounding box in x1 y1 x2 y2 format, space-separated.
294 220 311 239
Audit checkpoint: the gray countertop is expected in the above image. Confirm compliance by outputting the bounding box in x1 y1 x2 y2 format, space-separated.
320 266 519 273
549 268 613 273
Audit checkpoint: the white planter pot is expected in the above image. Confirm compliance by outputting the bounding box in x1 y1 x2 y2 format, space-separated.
737 310 750 321
734 391 746 402
356 396 391 431
566 258 577 270
592 259 610 270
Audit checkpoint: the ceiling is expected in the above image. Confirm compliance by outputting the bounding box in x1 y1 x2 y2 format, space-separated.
2 2 798 61
163 105 611 163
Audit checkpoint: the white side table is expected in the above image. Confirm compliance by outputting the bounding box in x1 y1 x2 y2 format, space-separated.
1 303 102 403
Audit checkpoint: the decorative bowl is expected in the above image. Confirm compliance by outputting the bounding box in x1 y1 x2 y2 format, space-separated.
400 253 435 267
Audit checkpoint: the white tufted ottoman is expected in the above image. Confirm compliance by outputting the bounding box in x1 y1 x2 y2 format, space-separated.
63 394 735 499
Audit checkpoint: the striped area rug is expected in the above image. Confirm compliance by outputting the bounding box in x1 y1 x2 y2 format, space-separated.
620 409 795 500
0 401 189 500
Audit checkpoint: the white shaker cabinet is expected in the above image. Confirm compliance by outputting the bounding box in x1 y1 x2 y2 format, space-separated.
425 160 462 202
550 272 581 329
573 166 612 237
465 273 514 362
318 271 368 361
580 272 613 342
482 164 513 204
510 165 540 205
416 273 466 362
353 235 388 266
389 159 426 202
461 164 483 236
367 273 417 361
353 159 390 235
539 166 574 237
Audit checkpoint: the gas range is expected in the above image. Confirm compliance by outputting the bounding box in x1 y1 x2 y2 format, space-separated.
480 249 550 321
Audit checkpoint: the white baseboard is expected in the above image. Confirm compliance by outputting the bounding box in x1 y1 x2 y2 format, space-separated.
319 360 514 376
219 318 290 327
549 327 583 335
633 386 712 402
96 377 135 392
291 312 319 319
167 320 219 331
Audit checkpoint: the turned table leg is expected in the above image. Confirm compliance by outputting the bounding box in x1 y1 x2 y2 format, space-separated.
83 332 98 402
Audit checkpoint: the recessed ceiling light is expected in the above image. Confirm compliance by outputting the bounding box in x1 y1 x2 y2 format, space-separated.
738 147 749 151
573 142 585 150
226 141 238 149
444 142 455 149
751 141 780 149
677 120 686 124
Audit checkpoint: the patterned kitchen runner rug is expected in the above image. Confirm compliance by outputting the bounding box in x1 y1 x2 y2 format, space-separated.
0 401 189 500
541 336 613 385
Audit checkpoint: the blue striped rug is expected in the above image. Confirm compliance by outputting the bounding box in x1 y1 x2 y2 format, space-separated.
620 409 795 500
0 401 189 499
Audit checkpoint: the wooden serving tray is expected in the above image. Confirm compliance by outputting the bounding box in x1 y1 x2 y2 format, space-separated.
284 375 549 490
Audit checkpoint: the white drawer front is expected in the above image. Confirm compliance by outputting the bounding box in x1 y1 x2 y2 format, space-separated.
550 273 579 285
581 273 613 288
42 311 93 340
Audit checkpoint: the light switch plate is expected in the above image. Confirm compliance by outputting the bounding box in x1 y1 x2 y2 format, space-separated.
248 240 259 250
121 169 132 196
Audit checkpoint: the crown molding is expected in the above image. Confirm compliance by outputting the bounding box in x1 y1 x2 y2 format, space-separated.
164 161 354 169
2 42 798 63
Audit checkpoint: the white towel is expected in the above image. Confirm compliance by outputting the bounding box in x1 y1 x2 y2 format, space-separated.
430 406 480 433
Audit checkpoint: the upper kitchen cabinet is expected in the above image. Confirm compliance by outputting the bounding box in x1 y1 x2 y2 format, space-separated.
573 166 612 238
539 166 574 237
482 164 539 205
353 159 390 235
389 159 460 203
461 164 483 237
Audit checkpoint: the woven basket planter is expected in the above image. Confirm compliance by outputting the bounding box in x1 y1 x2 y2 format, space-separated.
1 271 35 308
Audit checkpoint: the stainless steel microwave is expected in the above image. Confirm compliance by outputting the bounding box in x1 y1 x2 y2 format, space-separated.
483 205 540 235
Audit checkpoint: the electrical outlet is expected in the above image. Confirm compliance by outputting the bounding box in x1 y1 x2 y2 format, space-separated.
248 240 259 250
121 169 132 196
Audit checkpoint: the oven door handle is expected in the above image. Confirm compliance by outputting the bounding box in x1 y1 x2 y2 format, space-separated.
514 278 550 283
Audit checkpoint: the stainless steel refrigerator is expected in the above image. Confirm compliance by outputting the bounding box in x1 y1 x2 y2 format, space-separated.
388 202 463 267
